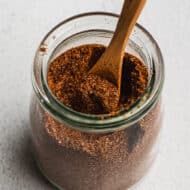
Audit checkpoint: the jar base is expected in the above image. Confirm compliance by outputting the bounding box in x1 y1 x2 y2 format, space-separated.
34 154 157 190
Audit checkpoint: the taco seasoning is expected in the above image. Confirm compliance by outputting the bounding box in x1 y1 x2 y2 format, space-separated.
30 13 164 190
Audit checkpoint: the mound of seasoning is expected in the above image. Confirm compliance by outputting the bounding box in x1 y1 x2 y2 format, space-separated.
47 44 148 114
31 44 162 190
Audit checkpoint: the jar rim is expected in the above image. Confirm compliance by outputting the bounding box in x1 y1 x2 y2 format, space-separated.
32 12 164 133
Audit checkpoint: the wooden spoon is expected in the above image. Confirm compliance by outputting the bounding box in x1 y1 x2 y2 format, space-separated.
89 0 146 93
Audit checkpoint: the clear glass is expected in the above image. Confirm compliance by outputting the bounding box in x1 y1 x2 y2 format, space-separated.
30 12 164 190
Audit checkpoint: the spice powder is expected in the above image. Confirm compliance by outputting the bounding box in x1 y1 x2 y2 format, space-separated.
47 44 148 114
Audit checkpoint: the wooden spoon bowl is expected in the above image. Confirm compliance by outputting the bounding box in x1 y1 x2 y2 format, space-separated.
89 0 146 93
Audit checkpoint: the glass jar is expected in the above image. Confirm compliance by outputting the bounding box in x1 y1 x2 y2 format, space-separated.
30 12 164 190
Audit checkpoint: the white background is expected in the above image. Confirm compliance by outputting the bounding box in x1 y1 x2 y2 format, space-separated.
0 0 189 189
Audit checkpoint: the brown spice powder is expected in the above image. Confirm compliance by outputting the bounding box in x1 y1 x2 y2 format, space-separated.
45 115 127 158
47 44 148 114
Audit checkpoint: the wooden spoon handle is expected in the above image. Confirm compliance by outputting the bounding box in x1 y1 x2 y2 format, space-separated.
110 0 146 53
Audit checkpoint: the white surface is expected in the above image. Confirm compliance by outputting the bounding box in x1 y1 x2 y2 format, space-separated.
0 0 190 189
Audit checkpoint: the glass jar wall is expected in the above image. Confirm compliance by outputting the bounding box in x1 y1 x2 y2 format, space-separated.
30 13 164 190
